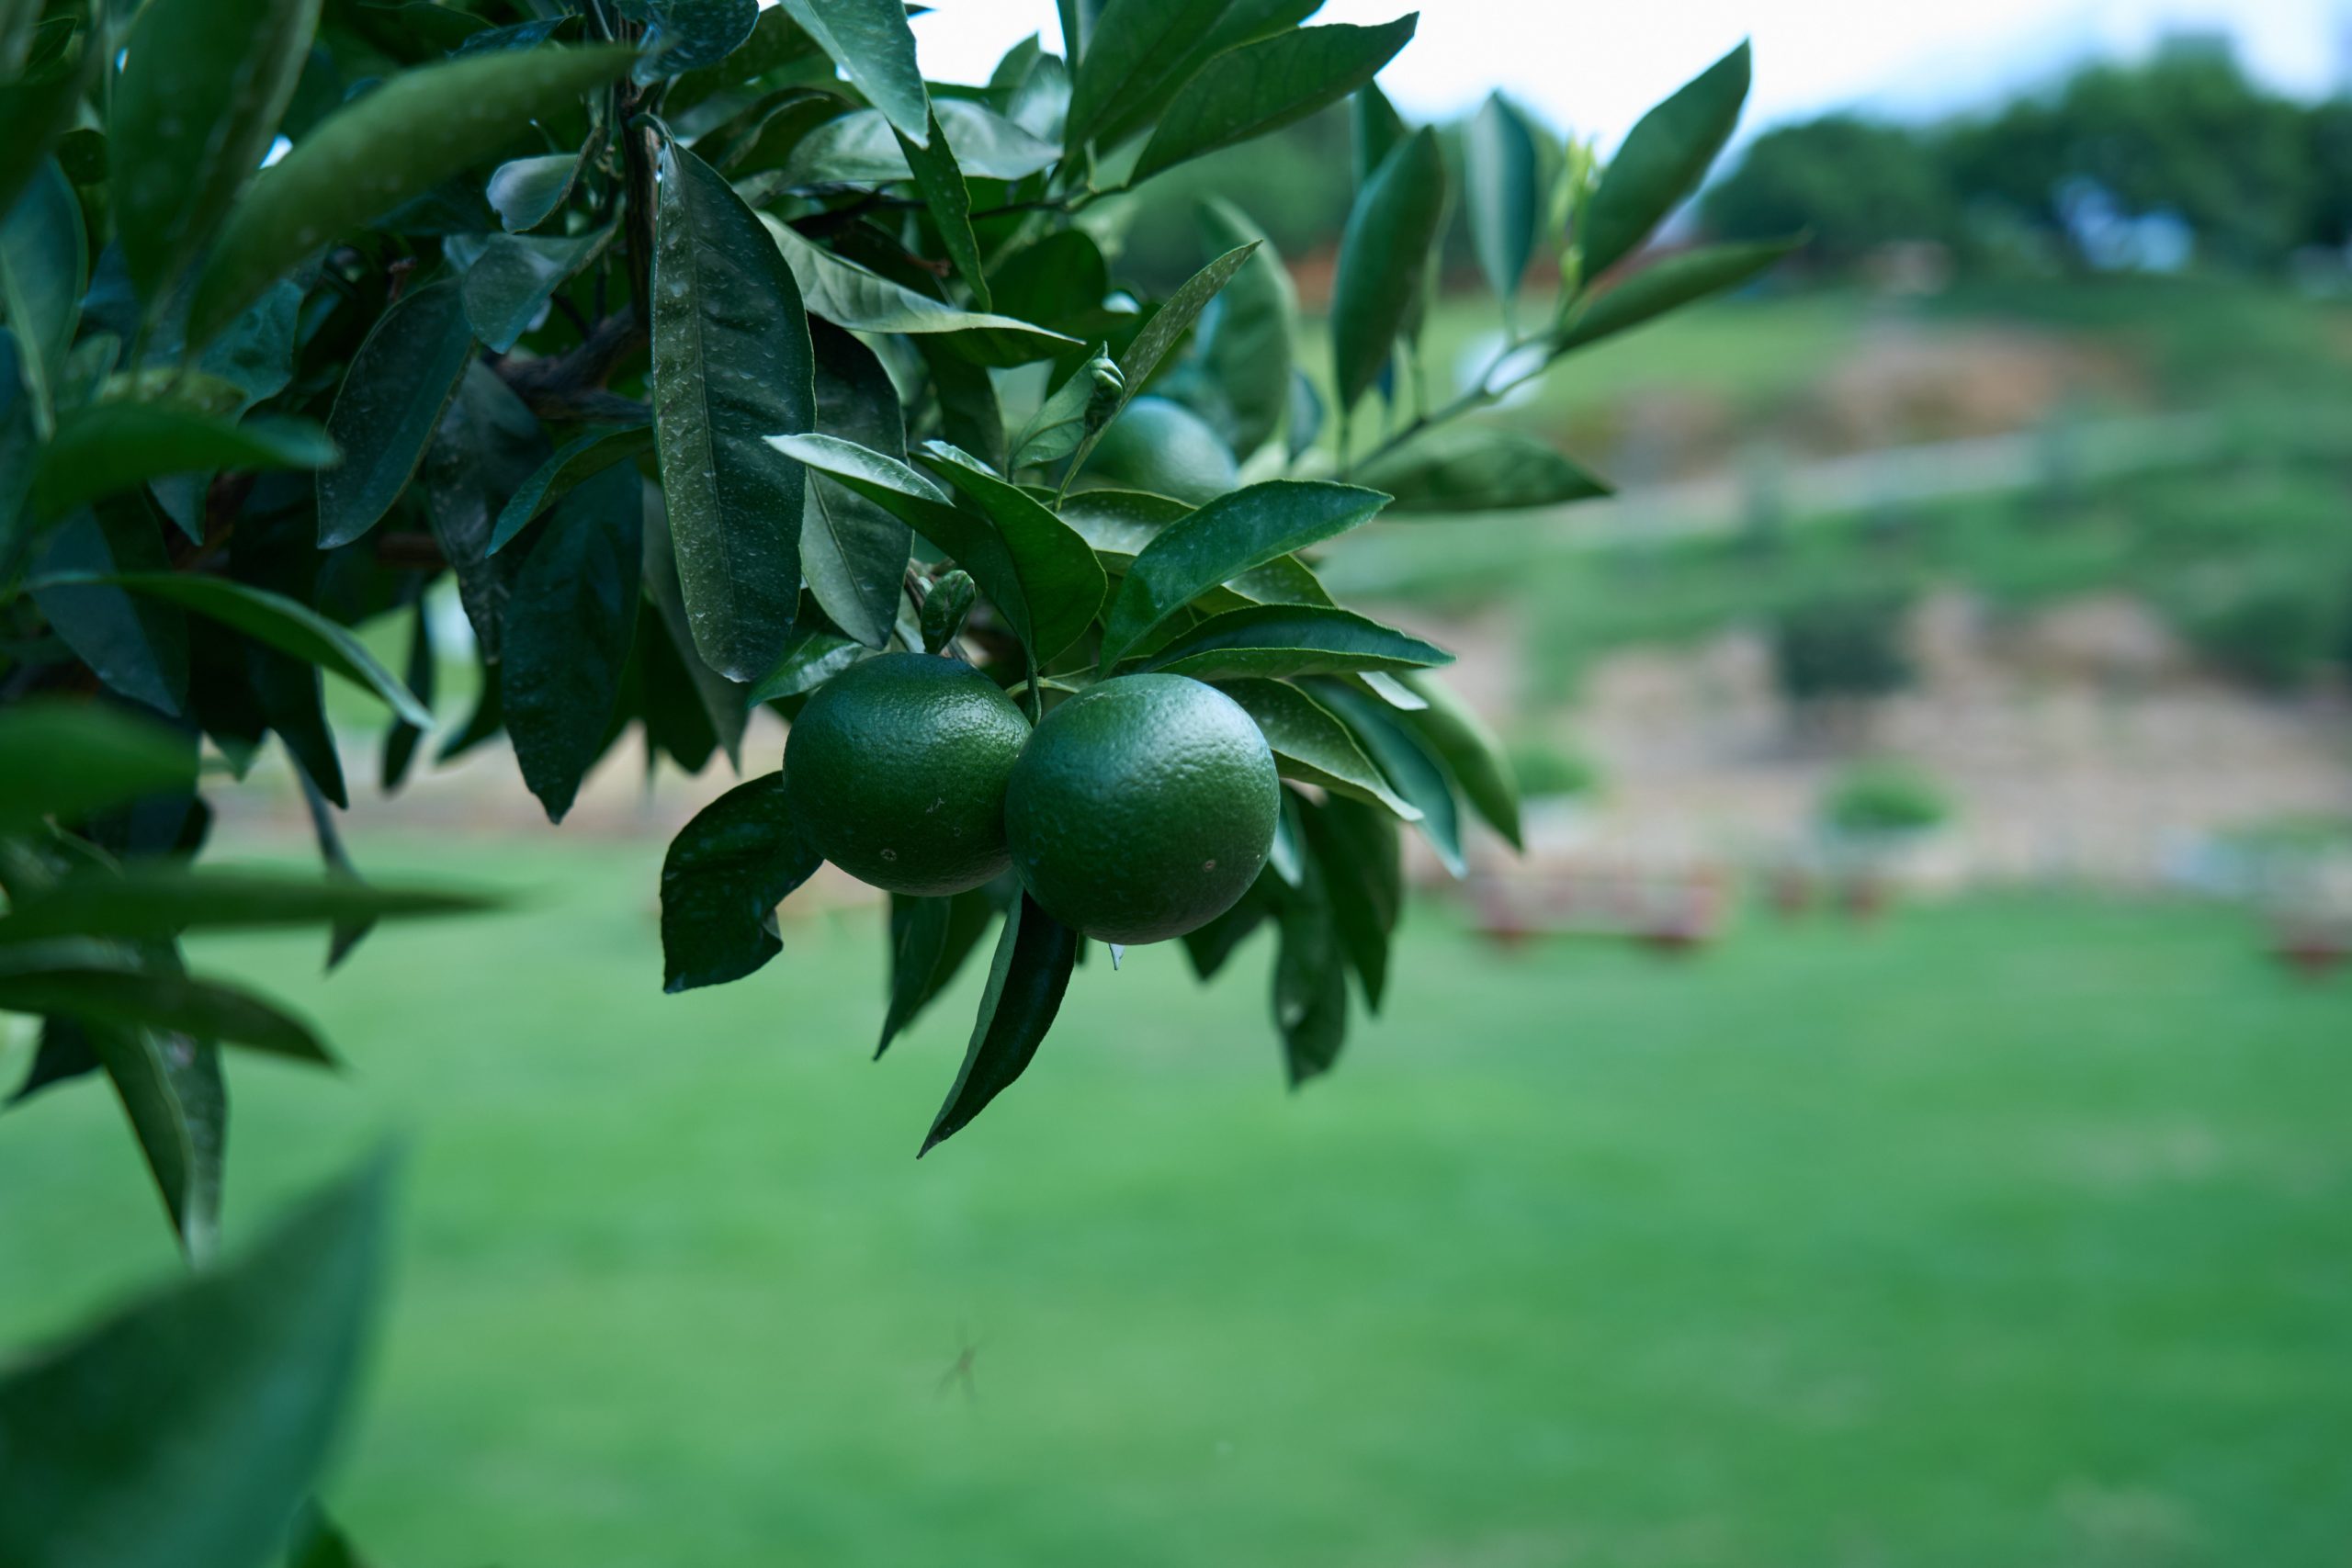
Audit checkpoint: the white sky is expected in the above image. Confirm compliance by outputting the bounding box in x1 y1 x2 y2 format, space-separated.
907 0 2347 148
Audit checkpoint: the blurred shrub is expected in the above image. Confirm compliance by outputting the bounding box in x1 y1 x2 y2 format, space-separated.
1508 740 1600 800
1771 592 1916 705
1702 117 1958 268
1822 761 1952 835
2166 570 2350 690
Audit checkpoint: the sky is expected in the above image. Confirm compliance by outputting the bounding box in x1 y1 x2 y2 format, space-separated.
905 0 2348 148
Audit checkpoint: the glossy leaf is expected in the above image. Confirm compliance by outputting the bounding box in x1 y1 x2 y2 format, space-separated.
187 44 634 347
801 321 910 649
382 595 435 793
1580 40 1750 278
783 99 1056 186
778 0 930 146
660 773 823 993
745 625 865 704
1298 791 1401 1011
670 4 819 112
90 1021 226 1260
109 0 321 309
40 573 432 728
920 892 1078 1156
651 139 814 682
1140 604 1451 682
0 1156 390 1568
486 149 588 232
0 964 329 1062
1189 199 1295 459
1351 79 1407 188
697 86 842 175
1355 425 1610 513
1098 479 1388 669
1272 808 1347 1083
491 424 654 554
919 441 1107 665
1063 241 1256 480
0 865 495 942
0 19 98 226
920 569 977 653
32 406 337 520
421 362 549 662
897 106 990 309
1309 676 1464 874
641 489 750 769
0 701 196 833
1131 17 1418 186
877 886 999 1057
1464 90 1542 311
500 464 642 822
30 502 189 716
458 231 603 354
637 0 757 81
317 276 474 547
1396 669 1521 849
764 218 1079 367
0 159 83 433
1079 0 1322 152
1330 125 1444 412
1216 677 1421 819
1556 237 1797 352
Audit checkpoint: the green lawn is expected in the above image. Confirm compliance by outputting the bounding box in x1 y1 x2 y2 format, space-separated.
5 838 2350 1567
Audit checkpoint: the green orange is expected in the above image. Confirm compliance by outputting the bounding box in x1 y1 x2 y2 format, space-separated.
785 653 1030 897
1080 396 1240 504
1004 674 1280 944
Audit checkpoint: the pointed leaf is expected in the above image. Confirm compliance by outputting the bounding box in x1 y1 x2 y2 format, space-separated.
89 1022 226 1260
1215 677 1421 819
317 276 474 547
800 321 910 649
1308 675 1464 874
1189 199 1295 459
30 501 190 716
919 441 1107 664
876 887 998 1056
108 0 322 309
0 159 85 434
764 218 1078 367
0 19 99 227
32 406 337 520
1068 243 1256 489
1130 17 1418 186
1297 790 1400 1011
642 490 749 767
1557 237 1797 353
187 44 635 347
1098 479 1387 668
421 362 548 662
920 892 1078 1156
1464 90 1542 310
661 773 823 993
0 1156 390 1568
779 0 930 145
1141 604 1451 682
1580 40 1750 278
458 230 604 354
1396 669 1521 849
1355 425 1611 513
780 98 1057 185
896 106 989 309
0 866 495 943
0 964 330 1062
745 625 865 704
490 423 654 554
381 594 435 793
1078 0 1324 152
487 148 590 232
500 463 642 821
637 0 758 82
0 700 198 833
1331 125 1444 412
1272 807 1347 1083
652 139 814 682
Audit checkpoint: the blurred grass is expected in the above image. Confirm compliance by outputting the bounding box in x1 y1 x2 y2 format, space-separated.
4 836 2349 1566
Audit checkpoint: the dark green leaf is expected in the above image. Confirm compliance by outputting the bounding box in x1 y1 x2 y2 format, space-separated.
765 218 1079 367
637 0 757 82
1330 124 1444 412
1215 676 1420 819
1097 479 1388 669
0 159 83 433
0 700 198 833
1556 237 1797 353
7 1020 101 1106
0 865 494 942
920 569 976 654
40 572 432 728
651 139 814 682
919 892 1078 1156
1130 17 1416 186
1351 79 1406 188
877 886 998 1056
698 85 842 176
486 147 589 232
1271 807 1347 1083
491 424 654 555
660 772 822 993
1297 790 1400 1010
1069 243 1256 488
0 19 99 227
745 624 865 704
1464 90 1542 311
89 1021 226 1260
30 500 189 716
501 463 641 821
918 441 1107 665
457 230 604 354
0 1156 390 1568
1396 669 1520 849
1181 875 1270 979
1307 675 1464 874
108 0 320 310
1355 424 1610 513
317 276 474 547
777 98 1057 185
1579 39 1749 278
32 406 337 520
669 4 819 113
421 362 548 662
381 594 434 793
778 0 930 146
801 320 910 649
915 336 1006 473
1065 0 1233 149
987 231 1108 334
1078 0 1321 152
0 963 329 1062
186 44 635 347
642 489 749 768
1188 199 1295 459
1141 604 1451 682
896 106 989 309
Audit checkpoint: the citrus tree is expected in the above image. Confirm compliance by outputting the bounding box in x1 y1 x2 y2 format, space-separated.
0 2 1788 1557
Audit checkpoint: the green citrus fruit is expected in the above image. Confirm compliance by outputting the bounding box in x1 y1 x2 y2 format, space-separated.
1004 674 1280 944
1080 395 1239 504
785 653 1031 897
